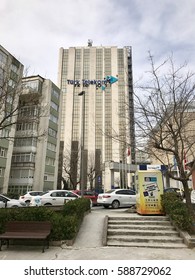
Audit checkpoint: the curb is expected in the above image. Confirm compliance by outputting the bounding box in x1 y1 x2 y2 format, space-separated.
168 216 195 248
102 215 109 246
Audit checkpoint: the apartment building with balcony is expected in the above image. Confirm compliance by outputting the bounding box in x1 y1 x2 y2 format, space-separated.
0 45 24 193
8 75 61 194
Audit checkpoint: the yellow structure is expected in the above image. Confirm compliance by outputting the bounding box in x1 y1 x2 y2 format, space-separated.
135 170 164 215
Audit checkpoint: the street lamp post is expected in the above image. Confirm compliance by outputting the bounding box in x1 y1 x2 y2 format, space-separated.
78 91 85 197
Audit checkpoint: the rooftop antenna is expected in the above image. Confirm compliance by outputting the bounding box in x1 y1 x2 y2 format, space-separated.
88 39 93 47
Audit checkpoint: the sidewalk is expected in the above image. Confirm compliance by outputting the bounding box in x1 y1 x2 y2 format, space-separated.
1 208 195 260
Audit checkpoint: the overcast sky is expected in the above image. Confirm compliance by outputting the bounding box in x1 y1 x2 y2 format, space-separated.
1 0 195 85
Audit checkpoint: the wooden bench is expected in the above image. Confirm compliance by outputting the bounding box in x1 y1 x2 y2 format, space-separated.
0 221 52 253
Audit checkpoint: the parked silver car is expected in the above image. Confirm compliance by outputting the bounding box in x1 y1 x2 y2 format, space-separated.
0 194 26 208
97 188 136 209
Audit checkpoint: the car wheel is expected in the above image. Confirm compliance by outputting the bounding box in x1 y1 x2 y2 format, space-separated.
44 203 52 206
11 205 19 208
103 205 109 208
25 200 30 206
112 200 120 209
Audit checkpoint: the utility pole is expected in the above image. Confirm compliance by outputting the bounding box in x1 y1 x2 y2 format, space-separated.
78 91 85 197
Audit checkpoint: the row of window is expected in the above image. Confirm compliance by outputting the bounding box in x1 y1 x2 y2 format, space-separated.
8 185 34 194
12 153 36 163
16 122 38 131
18 106 39 117
14 137 37 147
10 169 34 178
9 170 54 181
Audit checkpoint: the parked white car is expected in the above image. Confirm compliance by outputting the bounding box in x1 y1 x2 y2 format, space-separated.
30 190 80 206
0 194 26 208
19 191 44 206
97 188 136 209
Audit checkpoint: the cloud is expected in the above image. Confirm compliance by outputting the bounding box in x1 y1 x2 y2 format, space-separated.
1 0 195 84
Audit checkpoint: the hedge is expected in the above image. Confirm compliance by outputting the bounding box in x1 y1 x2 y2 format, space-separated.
0 197 91 241
161 192 194 233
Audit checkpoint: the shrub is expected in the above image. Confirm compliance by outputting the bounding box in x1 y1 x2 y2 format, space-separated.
62 197 90 218
161 192 193 232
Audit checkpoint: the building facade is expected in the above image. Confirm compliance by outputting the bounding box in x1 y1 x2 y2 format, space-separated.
57 42 135 190
0 45 24 193
8 75 61 194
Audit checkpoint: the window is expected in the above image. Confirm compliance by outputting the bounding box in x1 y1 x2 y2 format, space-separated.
52 88 60 100
116 190 129 195
46 157 55 166
51 101 58 111
0 168 5 177
47 142 56 151
8 78 16 88
21 170 29 178
0 147 7 157
48 128 57 138
66 192 78 198
0 50 7 67
50 114 58 124
22 80 39 91
11 63 19 73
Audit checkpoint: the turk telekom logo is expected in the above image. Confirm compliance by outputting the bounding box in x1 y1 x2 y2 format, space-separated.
67 75 118 90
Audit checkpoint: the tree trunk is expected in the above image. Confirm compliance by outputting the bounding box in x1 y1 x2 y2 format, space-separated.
182 180 195 227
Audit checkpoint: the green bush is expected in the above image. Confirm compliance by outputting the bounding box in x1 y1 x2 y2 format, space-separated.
0 198 91 241
161 192 193 232
63 197 90 218
50 214 79 240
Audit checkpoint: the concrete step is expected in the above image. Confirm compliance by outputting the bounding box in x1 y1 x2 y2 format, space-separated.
108 225 176 230
107 235 184 243
107 229 179 236
108 216 169 221
106 240 187 249
109 220 172 225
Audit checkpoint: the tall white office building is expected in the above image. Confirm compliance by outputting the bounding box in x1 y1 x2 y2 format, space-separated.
57 41 135 190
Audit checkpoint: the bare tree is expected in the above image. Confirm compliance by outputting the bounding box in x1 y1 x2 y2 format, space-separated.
0 56 24 138
87 152 100 190
134 52 195 218
0 58 48 141
62 142 80 190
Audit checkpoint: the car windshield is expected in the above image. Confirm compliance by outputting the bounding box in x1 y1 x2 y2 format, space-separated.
1 194 10 200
